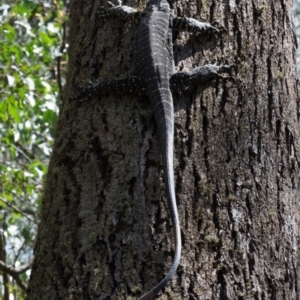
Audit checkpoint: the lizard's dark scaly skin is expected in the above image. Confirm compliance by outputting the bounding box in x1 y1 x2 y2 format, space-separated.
73 0 231 298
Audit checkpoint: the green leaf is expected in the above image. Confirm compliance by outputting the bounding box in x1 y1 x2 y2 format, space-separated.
0 100 8 121
43 108 57 123
39 31 53 45
2 24 16 42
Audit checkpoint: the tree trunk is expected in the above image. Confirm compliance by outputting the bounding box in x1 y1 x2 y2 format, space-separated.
28 0 300 299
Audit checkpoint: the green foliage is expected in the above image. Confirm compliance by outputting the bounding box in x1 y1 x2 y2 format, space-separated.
0 0 67 298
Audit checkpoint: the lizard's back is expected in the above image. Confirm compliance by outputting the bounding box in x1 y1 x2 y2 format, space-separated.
133 2 182 299
134 0 174 151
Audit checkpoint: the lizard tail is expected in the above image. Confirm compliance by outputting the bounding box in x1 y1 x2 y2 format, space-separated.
138 125 182 299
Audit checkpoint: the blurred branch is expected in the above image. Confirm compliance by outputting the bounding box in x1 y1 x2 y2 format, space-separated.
0 260 32 275
57 19 67 95
15 141 35 160
0 197 37 224
0 260 31 291
0 233 9 300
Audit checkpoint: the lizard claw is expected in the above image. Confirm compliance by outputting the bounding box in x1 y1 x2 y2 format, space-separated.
219 64 235 72
211 23 228 33
107 0 122 7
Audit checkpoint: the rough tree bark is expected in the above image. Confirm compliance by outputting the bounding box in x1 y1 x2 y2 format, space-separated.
28 0 300 299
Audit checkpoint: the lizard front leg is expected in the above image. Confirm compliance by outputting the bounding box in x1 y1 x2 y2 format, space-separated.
170 65 232 94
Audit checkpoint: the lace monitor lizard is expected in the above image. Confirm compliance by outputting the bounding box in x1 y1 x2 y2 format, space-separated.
73 0 231 298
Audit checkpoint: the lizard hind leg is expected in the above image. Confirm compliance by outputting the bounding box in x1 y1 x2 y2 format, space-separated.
170 64 232 94
70 76 146 101
172 17 219 34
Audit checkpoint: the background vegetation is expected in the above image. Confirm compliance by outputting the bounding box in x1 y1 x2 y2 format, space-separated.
0 0 68 298
0 0 299 298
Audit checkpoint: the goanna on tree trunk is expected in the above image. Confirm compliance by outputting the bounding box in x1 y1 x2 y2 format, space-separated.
27 0 300 299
